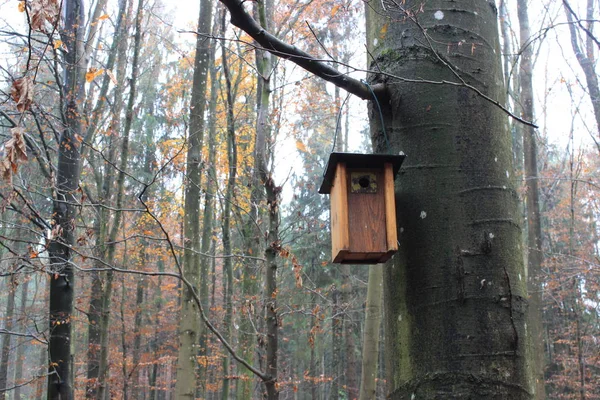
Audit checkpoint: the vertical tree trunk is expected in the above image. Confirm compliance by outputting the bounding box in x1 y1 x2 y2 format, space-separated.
13 276 30 400
86 1 129 395
359 264 383 400
0 274 16 398
341 267 358 399
331 286 341 400
96 1 142 397
364 1 534 398
174 0 213 395
47 1 86 397
220 10 237 398
516 1 546 398
563 0 600 151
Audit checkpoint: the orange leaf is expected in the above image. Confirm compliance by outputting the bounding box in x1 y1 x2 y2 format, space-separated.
295 140 307 153
379 23 388 39
85 68 104 83
98 14 109 20
18 1 25 12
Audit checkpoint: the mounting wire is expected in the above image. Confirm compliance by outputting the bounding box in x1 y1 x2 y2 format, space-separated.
331 92 351 154
361 79 391 153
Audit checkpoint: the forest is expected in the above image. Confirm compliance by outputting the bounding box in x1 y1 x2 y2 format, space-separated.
0 0 598 399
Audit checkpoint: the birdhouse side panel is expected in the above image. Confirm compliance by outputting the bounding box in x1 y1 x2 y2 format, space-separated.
330 162 350 261
384 162 398 252
347 169 387 254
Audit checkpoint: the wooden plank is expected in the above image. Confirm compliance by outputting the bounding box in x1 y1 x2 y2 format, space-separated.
347 169 386 254
331 162 349 262
384 163 398 252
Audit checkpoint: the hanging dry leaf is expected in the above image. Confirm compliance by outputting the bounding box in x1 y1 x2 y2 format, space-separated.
85 67 104 83
0 158 11 181
11 76 34 112
0 127 28 182
30 0 60 32
18 1 26 12
98 14 110 20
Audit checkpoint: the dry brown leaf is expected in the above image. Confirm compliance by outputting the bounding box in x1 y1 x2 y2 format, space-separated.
0 127 28 182
30 0 60 32
11 76 34 112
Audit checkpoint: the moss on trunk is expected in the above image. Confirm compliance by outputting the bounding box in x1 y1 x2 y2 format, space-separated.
366 1 534 398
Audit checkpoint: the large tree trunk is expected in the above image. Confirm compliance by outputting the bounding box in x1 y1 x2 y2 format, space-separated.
516 1 546 398
174 0 213 396
47 1 86 397
365 1 534 398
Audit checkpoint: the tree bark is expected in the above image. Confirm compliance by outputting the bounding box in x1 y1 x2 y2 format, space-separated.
94 0 142 397
174 0 213 395
563 0 600 151
359 264 383 400
0 274 16 398
516 1 546 398
364 1 534 398
220 10 237 398
47 1 86 397
86 1 129 395
13 276 30 400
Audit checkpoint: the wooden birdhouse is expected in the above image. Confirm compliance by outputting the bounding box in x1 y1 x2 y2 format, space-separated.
319 152 405 264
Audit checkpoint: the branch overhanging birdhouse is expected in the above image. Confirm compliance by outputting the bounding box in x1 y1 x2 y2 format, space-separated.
319 152 405 264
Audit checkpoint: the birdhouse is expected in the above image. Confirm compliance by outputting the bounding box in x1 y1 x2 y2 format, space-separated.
319 152 405 264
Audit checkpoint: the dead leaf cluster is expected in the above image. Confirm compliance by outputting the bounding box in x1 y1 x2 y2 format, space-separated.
0 127 29 181
11 76 34 113
29 0 60 33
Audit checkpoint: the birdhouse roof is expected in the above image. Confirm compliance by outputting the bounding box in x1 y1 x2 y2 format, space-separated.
318 152 405 194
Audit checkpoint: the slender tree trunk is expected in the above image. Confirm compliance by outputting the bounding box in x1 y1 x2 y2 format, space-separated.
341 265 358 399
220 11 237 398
174 0 213 396
516 1 546 398
131 275 147 392
359 265 383 400
96 1 142 397
86 1 129 395
13 276 30 400
563 0 600 151
47 1 86 397
252 1 280 397
332 284 343 400
0 274 16 398
364 1 534 398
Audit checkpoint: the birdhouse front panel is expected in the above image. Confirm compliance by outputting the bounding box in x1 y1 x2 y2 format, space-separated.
319 153 405 264
346 168 387 255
